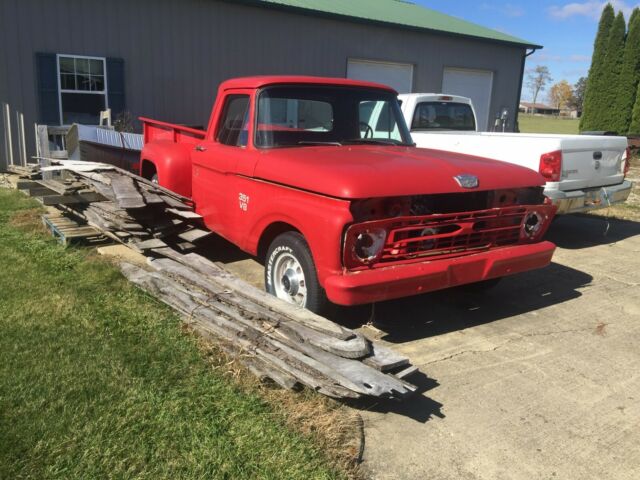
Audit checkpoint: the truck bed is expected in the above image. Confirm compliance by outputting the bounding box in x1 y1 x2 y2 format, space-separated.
141 117 205 145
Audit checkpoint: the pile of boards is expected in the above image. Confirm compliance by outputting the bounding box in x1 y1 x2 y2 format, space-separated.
18 161 209 252
17 161 419 400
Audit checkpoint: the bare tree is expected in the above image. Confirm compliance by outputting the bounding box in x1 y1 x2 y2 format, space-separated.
526 65 553 104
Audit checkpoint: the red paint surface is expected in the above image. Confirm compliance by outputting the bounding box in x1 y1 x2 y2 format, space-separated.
140 76 557 305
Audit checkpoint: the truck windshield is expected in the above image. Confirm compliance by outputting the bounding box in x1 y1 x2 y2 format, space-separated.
411 101 476 131
255 86 413 148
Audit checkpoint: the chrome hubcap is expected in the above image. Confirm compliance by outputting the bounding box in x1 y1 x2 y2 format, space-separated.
273 253 307 307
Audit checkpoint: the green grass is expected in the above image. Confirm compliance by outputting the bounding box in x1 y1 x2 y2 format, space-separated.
0 189 341 479
518 114 580 134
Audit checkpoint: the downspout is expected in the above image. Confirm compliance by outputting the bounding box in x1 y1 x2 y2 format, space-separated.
514 47 538 132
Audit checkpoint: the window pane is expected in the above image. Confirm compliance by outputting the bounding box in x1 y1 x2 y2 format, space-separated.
89 59 104 75
411 102 476 131
60 57 75 74
217 95 250 147
76 74 91 91
359 100 402 141
60 73 76 90
76 58 90 74
90 75 104 92
258 97 333 131
61 92 105 125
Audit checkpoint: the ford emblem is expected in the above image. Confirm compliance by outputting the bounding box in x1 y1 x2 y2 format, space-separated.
454 174 479 189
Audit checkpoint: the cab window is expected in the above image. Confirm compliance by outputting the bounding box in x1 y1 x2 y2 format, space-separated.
217 95 250 146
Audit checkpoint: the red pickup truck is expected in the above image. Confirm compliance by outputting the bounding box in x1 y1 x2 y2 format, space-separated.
140 76 556 313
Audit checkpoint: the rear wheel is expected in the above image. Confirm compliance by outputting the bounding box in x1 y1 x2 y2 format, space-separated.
265 232 328 313
151 173 159 184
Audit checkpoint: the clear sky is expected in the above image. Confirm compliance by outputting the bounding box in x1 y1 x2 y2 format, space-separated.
413 1 640 101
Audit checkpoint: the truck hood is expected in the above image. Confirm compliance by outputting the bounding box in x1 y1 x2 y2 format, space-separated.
253 145 546 199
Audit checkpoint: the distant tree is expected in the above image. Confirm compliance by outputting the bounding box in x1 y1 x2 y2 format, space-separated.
548 80 574 111
616 9 640 134
580 3 615 131
526 65 552 105
569 77 587 113
598 11 627 132
629 80 640 134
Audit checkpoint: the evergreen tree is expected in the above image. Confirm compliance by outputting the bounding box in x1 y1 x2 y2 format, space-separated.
595 11 626 131
614 8 640 134
629 78 640 134
580 4 615 131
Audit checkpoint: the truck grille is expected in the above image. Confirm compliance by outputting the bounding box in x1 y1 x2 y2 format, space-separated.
343 205 555 270
381 207 525 262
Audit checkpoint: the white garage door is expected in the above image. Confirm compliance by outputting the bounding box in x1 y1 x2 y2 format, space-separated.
442 68 493 131
347 59 413 94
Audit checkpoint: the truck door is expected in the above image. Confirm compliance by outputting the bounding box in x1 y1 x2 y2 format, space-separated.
191 92 251 241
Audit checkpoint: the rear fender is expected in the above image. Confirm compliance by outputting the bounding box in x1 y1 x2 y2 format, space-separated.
140 140 193 197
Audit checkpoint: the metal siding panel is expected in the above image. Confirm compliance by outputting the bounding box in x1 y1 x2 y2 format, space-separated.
0 0 526 172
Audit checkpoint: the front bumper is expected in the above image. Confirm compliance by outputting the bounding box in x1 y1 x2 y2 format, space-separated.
323 241 556 306
545 181 633 214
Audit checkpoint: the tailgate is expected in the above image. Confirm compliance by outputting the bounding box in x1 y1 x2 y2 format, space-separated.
558 135 627 191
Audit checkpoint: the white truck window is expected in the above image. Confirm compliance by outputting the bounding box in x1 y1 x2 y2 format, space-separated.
412 102 475 131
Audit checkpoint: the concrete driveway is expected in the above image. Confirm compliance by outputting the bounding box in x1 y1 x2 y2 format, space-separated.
354 214 640 480
216 213 640 479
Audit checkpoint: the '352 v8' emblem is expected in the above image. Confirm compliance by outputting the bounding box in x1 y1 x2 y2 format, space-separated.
239 192 250 211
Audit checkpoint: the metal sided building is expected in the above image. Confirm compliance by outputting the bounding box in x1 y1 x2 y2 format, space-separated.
0 0 541 169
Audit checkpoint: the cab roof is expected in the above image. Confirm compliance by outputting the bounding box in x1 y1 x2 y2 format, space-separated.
219 75 398 93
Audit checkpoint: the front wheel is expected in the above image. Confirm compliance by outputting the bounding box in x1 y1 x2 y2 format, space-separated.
265 232 329 314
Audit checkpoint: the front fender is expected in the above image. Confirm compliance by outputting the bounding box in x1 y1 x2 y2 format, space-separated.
141 140 193 197
244 192 353 284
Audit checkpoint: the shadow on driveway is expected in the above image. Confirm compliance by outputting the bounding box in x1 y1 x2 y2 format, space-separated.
547 213 640 249
329 261 592 344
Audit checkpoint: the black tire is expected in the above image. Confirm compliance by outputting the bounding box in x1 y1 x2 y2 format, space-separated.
265 232 329 314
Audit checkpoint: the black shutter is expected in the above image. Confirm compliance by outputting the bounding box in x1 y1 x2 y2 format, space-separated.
35 52 60 125
106 58 125 118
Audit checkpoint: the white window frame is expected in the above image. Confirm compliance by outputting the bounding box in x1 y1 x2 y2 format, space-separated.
56 54 109 126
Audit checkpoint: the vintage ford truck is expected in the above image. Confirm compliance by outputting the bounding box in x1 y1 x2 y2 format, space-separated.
140 76 556 313
396 93 633 214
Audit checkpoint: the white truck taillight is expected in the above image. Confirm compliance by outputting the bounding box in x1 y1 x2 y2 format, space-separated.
538 150 562 182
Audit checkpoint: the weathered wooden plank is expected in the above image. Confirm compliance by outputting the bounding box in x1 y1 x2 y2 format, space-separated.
133 263 414 398
133 238 168 251
363 343 411 372
393 365 419 380
139 189 164 205
120 264 355 398
178 228 211 243
35 179 80 195
37 192 106 205
148 257 369 358
166 208 202 219
21 186 59 197
84 181 116 201
159 195 192 209
108 174 146 209
152 248 354 341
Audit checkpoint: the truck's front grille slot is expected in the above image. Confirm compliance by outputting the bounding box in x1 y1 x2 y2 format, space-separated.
381 207 525 262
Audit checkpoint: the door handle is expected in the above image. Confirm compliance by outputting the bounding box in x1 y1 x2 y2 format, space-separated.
194 145 207 152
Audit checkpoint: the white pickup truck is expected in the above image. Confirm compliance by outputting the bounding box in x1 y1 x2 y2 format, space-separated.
389 93 633 214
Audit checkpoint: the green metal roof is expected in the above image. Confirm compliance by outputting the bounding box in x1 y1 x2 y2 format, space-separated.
246 0 541 49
